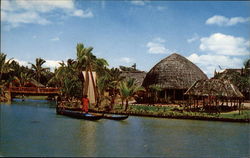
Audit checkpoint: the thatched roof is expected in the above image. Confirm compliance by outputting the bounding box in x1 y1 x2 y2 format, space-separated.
24 79 45 88
142 53 208 89
121 71 147 86
184 79 244 98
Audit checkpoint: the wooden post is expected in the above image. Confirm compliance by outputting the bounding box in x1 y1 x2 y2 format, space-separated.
173 89 176 100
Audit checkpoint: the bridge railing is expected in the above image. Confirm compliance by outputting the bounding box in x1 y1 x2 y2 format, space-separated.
10 87 60 94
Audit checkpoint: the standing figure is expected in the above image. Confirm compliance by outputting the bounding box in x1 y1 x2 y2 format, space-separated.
82 95 89 113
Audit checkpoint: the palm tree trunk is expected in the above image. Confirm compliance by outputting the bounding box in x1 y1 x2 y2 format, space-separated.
125 99 129 111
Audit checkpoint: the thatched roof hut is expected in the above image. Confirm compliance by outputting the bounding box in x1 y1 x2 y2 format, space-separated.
184 79 244 110
141 53 208 102
142 53 208 90
121 71 146 86
185 79 244 98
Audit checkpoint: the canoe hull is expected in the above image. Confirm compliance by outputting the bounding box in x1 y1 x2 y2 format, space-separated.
57 108 102 121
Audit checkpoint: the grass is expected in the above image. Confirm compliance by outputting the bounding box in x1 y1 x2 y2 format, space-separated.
108 104 250 122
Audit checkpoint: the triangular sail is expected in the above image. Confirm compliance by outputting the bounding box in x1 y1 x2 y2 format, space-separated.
82 71 97 104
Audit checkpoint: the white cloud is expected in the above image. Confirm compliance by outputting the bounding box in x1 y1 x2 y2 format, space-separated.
187 53 243 77
50 37 60 41
1 11 50 28
206 15 250 26
119 57 134 63
131 0 147 6
200 33 250 56
73 9 93 18
187 33 199 43
1 0 93 29
12 59 29 67
43 60 61 70
146 38 170 54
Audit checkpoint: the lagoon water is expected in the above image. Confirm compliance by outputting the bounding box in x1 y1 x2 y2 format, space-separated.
0 99 249 157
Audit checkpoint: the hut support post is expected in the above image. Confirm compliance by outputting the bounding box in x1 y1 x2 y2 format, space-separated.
173 89 176 100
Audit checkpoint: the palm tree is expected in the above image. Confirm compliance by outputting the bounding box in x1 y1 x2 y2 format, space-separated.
148 85 162 104
14 72 32 87
0 53 13 82
30 58 49 83
119 78 145 111
76 43 108 105
108 68 125 109
48 59 81 99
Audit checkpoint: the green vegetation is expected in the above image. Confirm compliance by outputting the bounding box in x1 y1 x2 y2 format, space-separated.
93 104 250 122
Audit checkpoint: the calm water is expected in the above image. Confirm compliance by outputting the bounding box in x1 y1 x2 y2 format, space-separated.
0 100 249 157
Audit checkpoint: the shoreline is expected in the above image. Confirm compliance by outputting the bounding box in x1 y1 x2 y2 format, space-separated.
59 105 250 123
88 109 250 123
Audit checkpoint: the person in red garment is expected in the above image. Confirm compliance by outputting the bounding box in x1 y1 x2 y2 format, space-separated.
82 95 89 113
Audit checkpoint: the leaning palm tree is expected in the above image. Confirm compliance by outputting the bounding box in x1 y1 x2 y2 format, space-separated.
119 78 145 111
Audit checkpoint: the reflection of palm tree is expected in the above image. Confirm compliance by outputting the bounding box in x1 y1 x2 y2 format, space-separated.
119 78 145 111
30 58 49 83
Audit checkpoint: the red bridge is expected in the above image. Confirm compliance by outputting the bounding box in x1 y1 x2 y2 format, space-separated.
9 87 60 96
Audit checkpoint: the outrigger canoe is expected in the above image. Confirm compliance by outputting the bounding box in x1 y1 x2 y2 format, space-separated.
57 107 129 120
57 108 102 121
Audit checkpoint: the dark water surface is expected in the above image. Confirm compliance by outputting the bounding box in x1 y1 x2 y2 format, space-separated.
0 100 249 157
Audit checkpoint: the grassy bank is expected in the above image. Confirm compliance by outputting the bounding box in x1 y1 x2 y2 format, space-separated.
15 96 48 100
91 104 250 123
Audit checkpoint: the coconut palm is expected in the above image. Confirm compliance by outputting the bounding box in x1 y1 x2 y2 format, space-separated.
108 68 125 109
76 43 108 105
148 85 162 103
30 58 49 83
119 78 145 111
0 53 13 82
14 72 32 87
48 59 81 99
96 67 125 110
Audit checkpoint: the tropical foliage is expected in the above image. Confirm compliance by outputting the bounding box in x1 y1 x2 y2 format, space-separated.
119 78 145 111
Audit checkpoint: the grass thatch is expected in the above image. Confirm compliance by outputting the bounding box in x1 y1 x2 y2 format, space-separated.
142 53 208 90
185 79 244 98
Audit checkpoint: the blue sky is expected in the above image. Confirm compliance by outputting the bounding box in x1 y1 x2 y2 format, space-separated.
1 0 250 77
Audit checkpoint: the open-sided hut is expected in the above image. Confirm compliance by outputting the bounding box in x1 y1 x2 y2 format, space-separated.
142 53 208 102
184 79 244 110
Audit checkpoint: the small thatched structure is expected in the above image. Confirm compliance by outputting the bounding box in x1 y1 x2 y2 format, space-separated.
142 53 208 102
121 71 147 86
24 79 45 88
184 79 244 111
214 68 250 100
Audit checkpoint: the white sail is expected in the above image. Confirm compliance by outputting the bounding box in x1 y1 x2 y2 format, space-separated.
82 71 96 104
